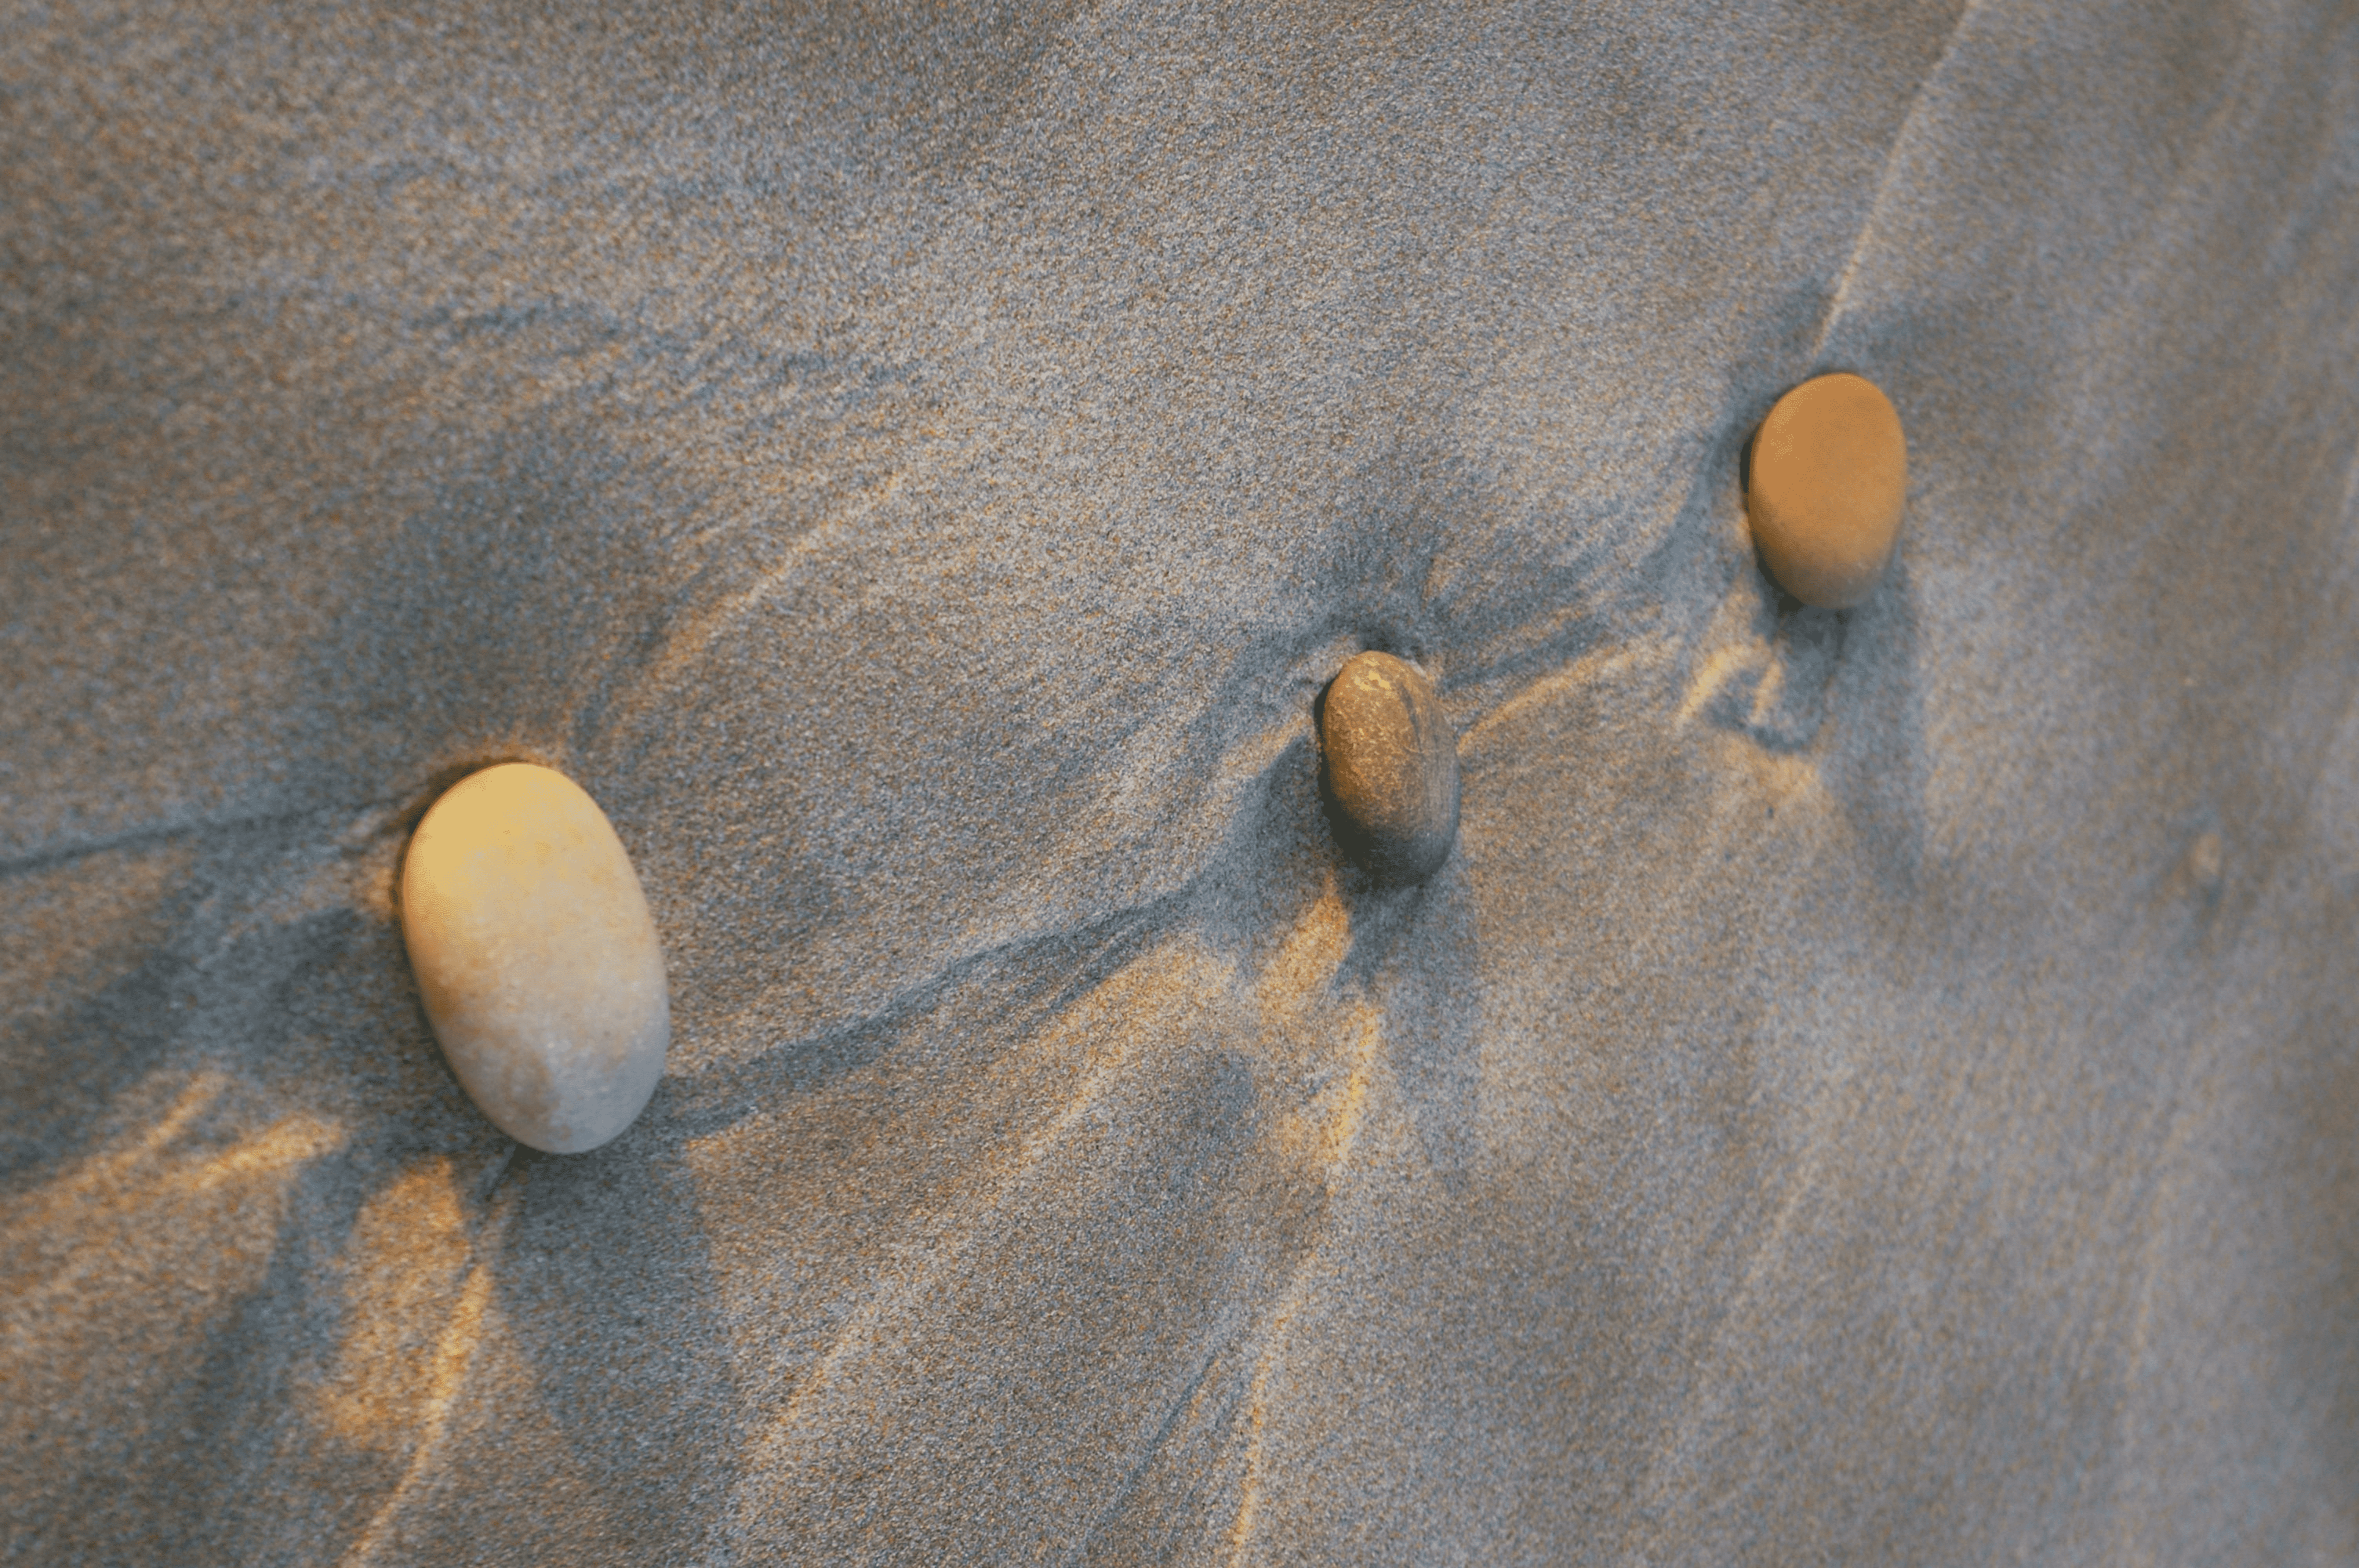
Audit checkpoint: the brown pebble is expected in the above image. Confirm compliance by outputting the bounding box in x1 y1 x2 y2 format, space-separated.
1318 652 1460 884
1746 372 1908 608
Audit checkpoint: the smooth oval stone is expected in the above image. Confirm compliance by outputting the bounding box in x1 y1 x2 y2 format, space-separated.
399 763 669 1154
1746 372 1908 608
1318 651 1461 884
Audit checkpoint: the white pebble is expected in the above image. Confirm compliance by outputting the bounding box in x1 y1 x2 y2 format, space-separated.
399 763 669 1153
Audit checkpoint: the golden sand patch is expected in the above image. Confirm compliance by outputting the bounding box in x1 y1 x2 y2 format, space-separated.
0 1075 345 1501
332 1187 511 1568
316 1158 477 1447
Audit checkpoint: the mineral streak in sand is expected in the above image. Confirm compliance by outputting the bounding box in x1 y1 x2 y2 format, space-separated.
1746 372 1909 608
1318 651 1462 884
398 763 670 1153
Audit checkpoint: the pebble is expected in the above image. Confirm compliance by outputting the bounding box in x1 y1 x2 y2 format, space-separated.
1746 372 1908 608
1318 651 1461 883
399 763 670 1153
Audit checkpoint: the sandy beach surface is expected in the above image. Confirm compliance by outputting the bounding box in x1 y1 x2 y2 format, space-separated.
5 1 2357 1561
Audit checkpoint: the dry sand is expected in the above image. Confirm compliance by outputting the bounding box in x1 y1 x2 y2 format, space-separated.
5 0 2357 1562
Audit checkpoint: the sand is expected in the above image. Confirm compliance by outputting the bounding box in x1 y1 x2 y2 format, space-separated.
4 0 2357 1562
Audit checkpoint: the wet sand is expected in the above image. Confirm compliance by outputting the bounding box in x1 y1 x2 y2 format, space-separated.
5 1 2358 1561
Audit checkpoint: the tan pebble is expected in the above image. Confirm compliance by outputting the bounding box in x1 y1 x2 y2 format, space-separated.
1746 372 1908 608
399 763 668 1153
1318 651 1460 884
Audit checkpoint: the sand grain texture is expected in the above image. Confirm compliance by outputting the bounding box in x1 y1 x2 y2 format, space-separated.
5 1 2358 1563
